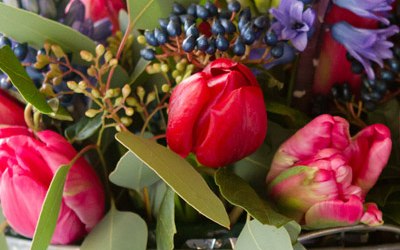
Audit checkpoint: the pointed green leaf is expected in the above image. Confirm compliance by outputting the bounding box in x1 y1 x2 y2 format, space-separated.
31 164 71 250
0 46 72 121
115 131 230 228
128 0 198 30
156 186 176 250
235 219 293 250
0 3 95 59
215 168 289 227
80 207 147 250
109 151 160 191
65 114 103 142
267 102 309 128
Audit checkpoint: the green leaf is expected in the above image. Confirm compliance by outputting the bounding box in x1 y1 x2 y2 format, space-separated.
284 221 301 244
129 58 150 86
156 186 176 250
31 165 71 250
235 219 293 250
149 181 168 217
109 151 160 191
0 207 8 250
0 46 72 121
128 0 198 30
267 102 309 128
65 114 102 142
80 207 147 250
215 168 289 227
0 3 95 60
107 65 130 89
115 131 230 228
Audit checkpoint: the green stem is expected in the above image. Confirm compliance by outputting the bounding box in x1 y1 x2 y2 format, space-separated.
286 55 300 106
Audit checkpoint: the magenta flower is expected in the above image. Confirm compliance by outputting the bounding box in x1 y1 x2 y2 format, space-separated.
269 0 315 51
332 21 399 79
0 127 105 244
333 0 394 25
266 115 391 228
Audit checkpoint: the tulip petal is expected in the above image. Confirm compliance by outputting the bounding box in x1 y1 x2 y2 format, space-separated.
304 195 364 228
166 73 210 158
0 126 31 138
0 90 25 126
268 166 338 221
267 114 350 182
345 124 391 196
36 130 77 159
360 203 383 226
195 86 267 167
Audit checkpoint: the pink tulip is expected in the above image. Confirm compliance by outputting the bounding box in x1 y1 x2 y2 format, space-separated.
0 89 25 126
79 0 126 32
0 126 105 244
166 58 267 168
266 114 391 228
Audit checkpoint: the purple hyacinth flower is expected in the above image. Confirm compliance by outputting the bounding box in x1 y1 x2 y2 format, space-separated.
332 21 399 79
333 0 394 25
270 0 315 51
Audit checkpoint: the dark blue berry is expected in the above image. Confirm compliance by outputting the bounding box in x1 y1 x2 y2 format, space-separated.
369 91 382 102
140 48 156 60
239 7 251 20
264 31 278 46
205 1 218 17
388 58 400 72
216 35 229 51
362 78 375 89
212 19 225 35
351 60 364 74
154 28 168 45
238 15 250 32
364 101 376 111
159 18 169 29
254 16 268 29
271 43 284 58
206 38 216 55
220 19 236 34
167 20 182 36
233 38 245 56
0 76 11 89
144 30 159 46
182 35 197 52
172 2 186 15
218 9 232 19
187 4 197 18
241 24 256 45
393 46 400 59
169 15 181 25
331 85 339 98
196 5 209 19
186 24 199 38
342 83 351 102
228 0 241 13
180 14 194 24
361 88 372 102
0 36 11 48
345 52 353 62
196 35 209 51
300 0 313 4
381 70 395 81
374 79 387 95
13 43 28 61
183 17 195 31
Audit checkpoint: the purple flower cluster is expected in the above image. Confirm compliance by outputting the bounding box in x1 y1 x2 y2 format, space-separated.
269 0 315 51
332 22 399 79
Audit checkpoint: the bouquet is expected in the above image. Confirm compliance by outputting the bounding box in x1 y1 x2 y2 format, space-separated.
0 0 398 249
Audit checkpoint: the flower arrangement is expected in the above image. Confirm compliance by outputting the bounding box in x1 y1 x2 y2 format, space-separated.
0 0 398 249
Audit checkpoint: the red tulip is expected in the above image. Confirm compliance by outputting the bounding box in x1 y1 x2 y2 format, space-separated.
266 114 391 228
0 127 105 244
0 89 25 126
79 0 126 32
166 58 267 168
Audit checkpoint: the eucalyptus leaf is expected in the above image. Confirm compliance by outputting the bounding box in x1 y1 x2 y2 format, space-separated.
0 46 72 121
109 151 160 191
80 207 147 250
129 58 150 86
107 65 130 89
0 207 7 250
127 0 198 30
215 168 289 227
115 131 230 228
284 221 301 244
235 219 293 250
65 114 102 141
0 3 95 59
31 164 71 250
267 102 309 128
156 186 176 250
149 181 168 217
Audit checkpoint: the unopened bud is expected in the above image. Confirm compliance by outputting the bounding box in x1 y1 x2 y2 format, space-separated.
67 81 78 90
172 70 180 78
137 35 146 44
161 64 169 73
176 62 185 71
114 97 123 106
161 84 170 93
104 51 113 62
51 45 65 58
175 75 183 84
95 44 105 57
146 91 156 105
116 125 122 132
105 89 115 98
109 59 118 67
125 107 134 116
40 83 55 96
136 86 145 102
80 50 93 62
152 63 161 72
122 84 131 98
78 81 87 90
91 89 101 98
121 117 133 126
126 97 138 107
85 109 99 118
87 66 97 77
52 76 62 86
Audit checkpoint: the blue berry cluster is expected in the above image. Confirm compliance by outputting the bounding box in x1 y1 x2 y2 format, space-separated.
140 1 284 67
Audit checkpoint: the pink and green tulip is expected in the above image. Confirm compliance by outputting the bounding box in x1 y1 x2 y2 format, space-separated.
266 114 391 229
